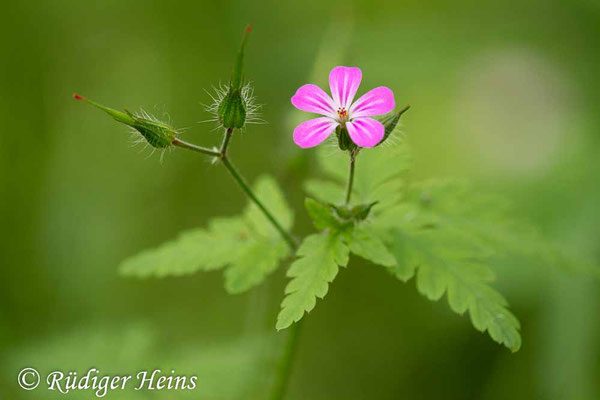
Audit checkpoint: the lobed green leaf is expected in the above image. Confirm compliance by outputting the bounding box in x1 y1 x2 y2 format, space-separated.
347 225 396 267
276 232 349 330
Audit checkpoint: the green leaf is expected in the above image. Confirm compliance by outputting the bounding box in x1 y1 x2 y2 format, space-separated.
276 233 349 330
120 217 248 277
224 239 289 294
386 228 521 351
372 180 528 351
347 225 396 267
387 179 562 269
304 198 342 230
120 175 293 294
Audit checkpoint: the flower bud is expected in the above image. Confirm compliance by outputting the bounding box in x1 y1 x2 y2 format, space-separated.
217 89 246 129
74 94 176 148
216 25 252 129
377 104 410 146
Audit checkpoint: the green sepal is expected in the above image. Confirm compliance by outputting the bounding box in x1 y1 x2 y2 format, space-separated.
218 89 246 129
330 201 378 222
305 197 379 239
129 113 177 149
335 126 357 151
350 201 379 220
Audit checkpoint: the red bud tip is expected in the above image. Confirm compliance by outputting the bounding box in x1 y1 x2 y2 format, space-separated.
73 93 84 101
245 24 252 33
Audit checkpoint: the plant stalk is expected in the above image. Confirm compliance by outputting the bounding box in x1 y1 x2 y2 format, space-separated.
269 319 303 400
172 138 220 157
220 156 297 250
219 127 234 154
172 131 297 251
345 150 357 204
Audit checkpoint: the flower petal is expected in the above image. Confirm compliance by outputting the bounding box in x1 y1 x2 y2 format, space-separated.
349 86 395 118
291 84 336 117
346 117 385 148
329 66 362 109
293 117 338 148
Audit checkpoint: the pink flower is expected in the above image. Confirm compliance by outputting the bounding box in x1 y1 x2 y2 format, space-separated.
291 66 395 148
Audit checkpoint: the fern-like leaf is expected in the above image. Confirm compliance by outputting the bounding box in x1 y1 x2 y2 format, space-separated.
304 140 530 351
276 232 349 330
347 225 396 267
386 228 521 351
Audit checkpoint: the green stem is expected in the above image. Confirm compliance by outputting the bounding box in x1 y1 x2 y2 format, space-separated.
174 131 297 251
221 156 297 250
269 320 303 400
219 127 234 154
172 138 220 157
345 150 357 204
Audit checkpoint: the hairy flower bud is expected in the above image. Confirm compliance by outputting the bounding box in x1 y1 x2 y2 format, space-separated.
377 104 411 146
74 94 176 148
218 89 246 129
216 25 252 129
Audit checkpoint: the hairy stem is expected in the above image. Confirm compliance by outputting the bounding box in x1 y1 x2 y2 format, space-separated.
269 320 303 400
345 150 357 204
219 127 234 154
172 132 297 251
220 156 297 250
172 138 220 157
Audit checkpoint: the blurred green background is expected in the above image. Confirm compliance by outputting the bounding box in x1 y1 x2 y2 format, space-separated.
2 0 599 399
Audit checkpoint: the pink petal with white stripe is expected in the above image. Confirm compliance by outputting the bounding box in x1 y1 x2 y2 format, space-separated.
329 66 362 109
346 117 385 148
291 84 336 117
293 117 339 148
349 86 395 118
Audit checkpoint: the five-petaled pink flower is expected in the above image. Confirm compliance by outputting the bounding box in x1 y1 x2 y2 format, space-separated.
291 66 395 148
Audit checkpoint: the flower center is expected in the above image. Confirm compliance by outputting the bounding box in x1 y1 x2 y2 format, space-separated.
336 107 349 123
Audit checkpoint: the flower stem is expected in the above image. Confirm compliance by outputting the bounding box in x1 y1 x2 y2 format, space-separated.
269 320 303 400
220 156 297 250
219 127 234 154
344 150 357 204
172 138 220 157
172 132 297 251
